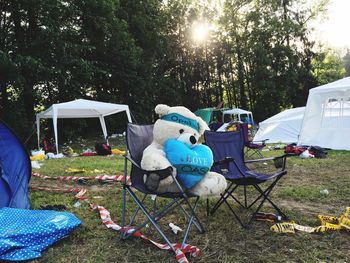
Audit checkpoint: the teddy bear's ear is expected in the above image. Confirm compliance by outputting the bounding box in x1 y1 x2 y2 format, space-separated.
196 117 208 135
155 104 170 117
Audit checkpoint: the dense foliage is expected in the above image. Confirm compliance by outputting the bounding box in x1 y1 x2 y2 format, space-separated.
0 0 346 147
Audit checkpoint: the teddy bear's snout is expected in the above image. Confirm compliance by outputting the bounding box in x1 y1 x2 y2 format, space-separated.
190 136 197 145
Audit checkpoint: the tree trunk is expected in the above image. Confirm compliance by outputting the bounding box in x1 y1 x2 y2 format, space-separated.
236 39 247 109
0 81 9 119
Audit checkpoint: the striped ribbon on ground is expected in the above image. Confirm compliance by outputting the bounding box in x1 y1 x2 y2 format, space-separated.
271 207 350 234
32 172 131 185
91 204 200 263
31 175 200 263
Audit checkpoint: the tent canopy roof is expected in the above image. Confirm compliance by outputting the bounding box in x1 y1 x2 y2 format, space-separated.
222 108 252 115
298 76 350 150
253 107 305 144
261 107 305 124
309 76 350 95
37 99 131 119
36 99 132 153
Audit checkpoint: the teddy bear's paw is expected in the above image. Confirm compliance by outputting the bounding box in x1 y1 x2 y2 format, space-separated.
190 172 227 197
158 174 175 190
144 173 161 191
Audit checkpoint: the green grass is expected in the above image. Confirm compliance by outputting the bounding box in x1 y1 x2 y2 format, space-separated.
29 147 350 263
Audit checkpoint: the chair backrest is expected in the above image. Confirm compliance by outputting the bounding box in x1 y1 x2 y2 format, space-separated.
126 123 154 192
208 122 223 131
239 123 250 143
204 129 248 179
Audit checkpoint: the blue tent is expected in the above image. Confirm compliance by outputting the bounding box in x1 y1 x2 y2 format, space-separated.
0 121 31 209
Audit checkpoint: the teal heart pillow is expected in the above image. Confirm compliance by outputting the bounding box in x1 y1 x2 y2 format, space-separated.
164 139 213 189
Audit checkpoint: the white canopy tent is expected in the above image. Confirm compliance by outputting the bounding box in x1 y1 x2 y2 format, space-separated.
298 77 350 150
253 107 305 144
36 99 132 153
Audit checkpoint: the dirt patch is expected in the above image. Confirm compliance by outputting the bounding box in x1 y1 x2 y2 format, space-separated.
279 199 338 216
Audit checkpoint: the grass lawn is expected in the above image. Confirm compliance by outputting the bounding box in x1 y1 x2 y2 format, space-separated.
29 145 350 263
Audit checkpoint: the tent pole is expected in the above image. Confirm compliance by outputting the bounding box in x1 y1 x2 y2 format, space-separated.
126 107 132 123
36 115 40 150
99 116 108 145
53 108 59 154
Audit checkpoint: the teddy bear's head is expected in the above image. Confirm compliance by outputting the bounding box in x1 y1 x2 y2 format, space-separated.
153 104 207 146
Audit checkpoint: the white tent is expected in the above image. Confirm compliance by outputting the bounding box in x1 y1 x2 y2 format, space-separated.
253 107 305 144
36 99 132 153
298 77 350 150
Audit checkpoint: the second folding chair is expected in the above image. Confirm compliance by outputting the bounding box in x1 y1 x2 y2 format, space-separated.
240 123 269 158
204 129 288 228
121 123 205 258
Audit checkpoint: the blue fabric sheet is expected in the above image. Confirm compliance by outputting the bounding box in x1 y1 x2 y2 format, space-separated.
0 207 81 261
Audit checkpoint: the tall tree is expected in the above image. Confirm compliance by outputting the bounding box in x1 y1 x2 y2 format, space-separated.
312 48 346 85
343 50 350 77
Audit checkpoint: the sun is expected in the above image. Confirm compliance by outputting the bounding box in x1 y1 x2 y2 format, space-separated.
192 21 210 43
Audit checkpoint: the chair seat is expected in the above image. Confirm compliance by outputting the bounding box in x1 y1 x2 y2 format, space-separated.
224 170 287 185
130 165 198 198
246 142 265 150
132 183 197 198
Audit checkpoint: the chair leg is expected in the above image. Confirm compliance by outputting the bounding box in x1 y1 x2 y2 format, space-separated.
127 194 148 229
181 197 201 248
253 184 288 219
245 147 264 158
127 196 184 238
211 182 248 215
177 197 204 233
210 177 287 228
122 187 205 246
210 182 236 215
222 194 248 228
256 149 264 158
124 187 178 253
121 154 128 239
120 184 127 240
245 179 287 227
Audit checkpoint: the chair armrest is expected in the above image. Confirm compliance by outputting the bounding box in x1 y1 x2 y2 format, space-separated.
124 154 173 180
213 157 234 166
251 138 269 144
124 154 142 169
245 157 275 163
212 157 246 177
245 154 290 170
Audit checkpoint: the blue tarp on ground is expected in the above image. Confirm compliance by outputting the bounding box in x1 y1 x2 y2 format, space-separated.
0 207 81 261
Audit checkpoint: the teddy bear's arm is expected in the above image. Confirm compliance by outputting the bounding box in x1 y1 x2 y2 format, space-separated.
141 143 173 171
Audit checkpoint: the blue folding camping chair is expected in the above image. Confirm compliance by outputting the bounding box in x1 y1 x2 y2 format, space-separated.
204 129 288 228
237 123 268 158
120 123 204 254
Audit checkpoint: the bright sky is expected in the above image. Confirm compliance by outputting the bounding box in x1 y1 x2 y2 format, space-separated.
312 0 350 49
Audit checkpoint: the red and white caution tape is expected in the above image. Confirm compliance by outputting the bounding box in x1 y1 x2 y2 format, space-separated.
91 204 200 263
31 174 200 262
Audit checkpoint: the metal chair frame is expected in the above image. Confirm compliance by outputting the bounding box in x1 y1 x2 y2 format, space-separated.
121 123 205 252
204 129 288 228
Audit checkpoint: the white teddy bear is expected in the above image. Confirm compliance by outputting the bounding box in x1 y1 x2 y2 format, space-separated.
141 104 227 197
